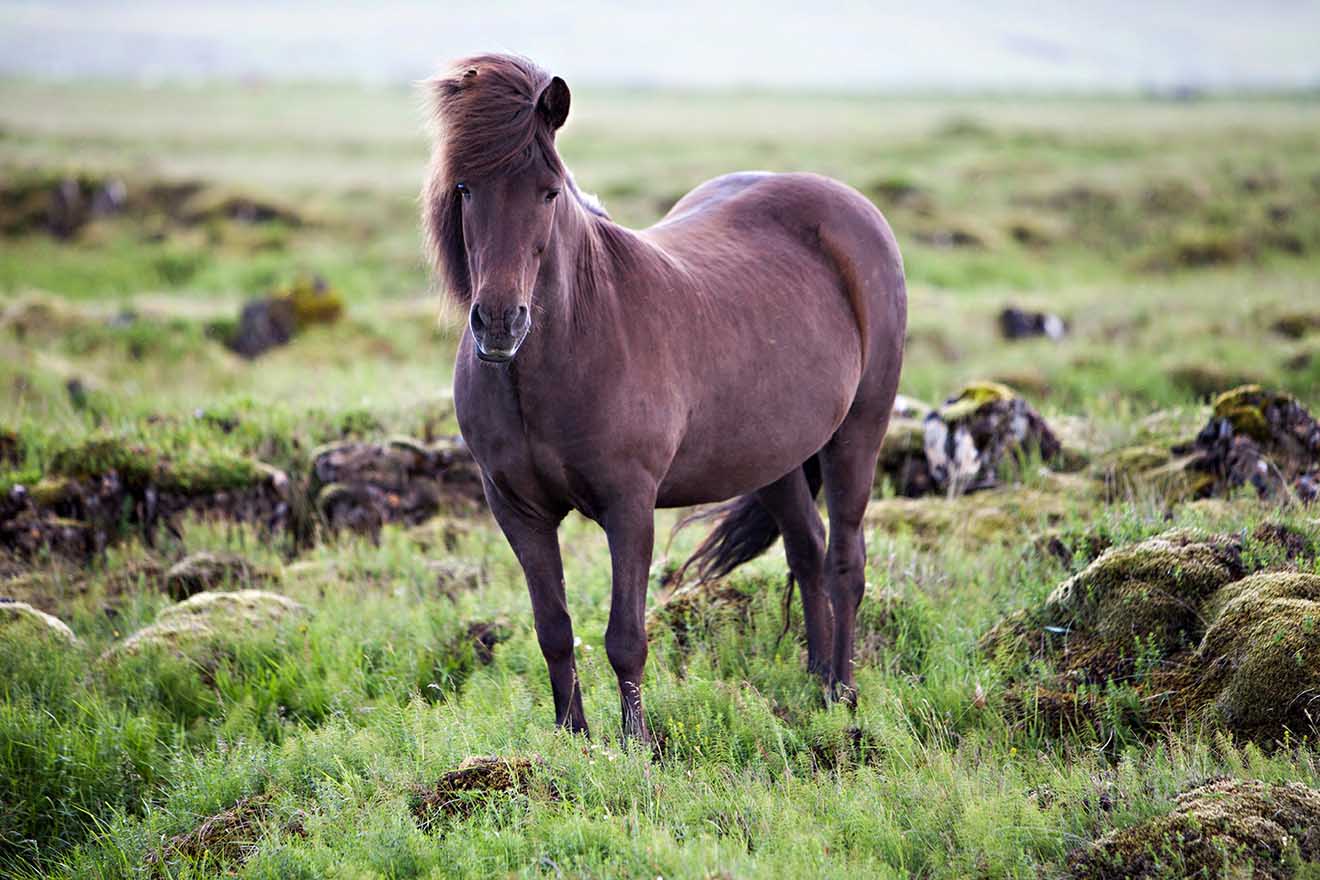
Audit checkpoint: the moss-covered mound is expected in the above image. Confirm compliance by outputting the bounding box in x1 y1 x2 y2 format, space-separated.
0 598 77 643
1195 571 1320 737
108 589 305 660
1 435 290 561
143 794 285 876
875 382 1068 497
1069 778 1320 879
987 528 1320 741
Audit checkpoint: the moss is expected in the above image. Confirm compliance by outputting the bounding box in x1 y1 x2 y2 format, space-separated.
1070 778 1320 879
45 435 268 495
0 600 77 643
274 274 343 329
937 380 1017 424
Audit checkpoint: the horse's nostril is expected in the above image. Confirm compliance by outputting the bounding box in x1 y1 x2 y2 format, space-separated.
469 303 488 336
510 304 530 334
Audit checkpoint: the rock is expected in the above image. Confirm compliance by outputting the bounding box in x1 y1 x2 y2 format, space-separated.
312 437 485 538
0 598 77 643
921 382 1063 496
1068 778 1320 880
1181 385 1320 502
226 275 343 359
144 794 278 875
163 552 271 601
876 383 1065 497
411 755 551 825
109 589 305 659
998 307 1067 341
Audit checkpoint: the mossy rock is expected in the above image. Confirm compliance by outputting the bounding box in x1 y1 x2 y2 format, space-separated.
1196 572 1320 735
1211 384 1300 446
1269 310 1320 340
274 274 343 329
648 576 760 647
0 599 77 643
1069 777 1320 879
46 435 269 495
108 589 305 660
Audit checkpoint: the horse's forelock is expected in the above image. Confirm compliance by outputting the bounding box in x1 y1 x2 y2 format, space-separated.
426 54 565 181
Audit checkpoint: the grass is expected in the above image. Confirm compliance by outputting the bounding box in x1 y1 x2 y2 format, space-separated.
2 80 1320 877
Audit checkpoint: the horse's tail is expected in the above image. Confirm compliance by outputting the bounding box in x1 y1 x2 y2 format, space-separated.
674 455 823 584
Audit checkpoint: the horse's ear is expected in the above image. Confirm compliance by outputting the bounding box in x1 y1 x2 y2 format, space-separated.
537 76 571 131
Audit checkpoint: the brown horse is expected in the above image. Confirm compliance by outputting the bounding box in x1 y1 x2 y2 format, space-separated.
422 55 906 742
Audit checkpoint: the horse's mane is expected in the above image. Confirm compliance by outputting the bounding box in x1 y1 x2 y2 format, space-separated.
422 54 570 304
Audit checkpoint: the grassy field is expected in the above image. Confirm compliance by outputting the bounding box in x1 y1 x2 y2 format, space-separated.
2 80 1320 878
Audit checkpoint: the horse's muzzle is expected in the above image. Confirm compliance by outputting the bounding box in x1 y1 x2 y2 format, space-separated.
470 301 530 363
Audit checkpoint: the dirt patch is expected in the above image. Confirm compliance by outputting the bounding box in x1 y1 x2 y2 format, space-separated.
1068 778 1320 879
143 793 305 876
312 437 485 540
461 619 512 665
877 382 1064 497
648 577 760 654
1167 363 1264 400
411 755 553 826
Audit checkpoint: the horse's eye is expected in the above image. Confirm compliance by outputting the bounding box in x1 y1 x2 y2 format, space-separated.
455 182 470 198
545 189 561 204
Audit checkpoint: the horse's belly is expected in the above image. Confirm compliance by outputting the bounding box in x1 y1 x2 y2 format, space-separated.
655 380 851 508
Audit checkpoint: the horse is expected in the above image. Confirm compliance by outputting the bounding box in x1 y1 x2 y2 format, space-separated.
422 54 906 743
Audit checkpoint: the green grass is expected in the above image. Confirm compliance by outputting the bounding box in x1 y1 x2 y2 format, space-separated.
2 81 1320 877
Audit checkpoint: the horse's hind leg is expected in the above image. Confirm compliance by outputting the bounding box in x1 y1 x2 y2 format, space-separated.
755 467 831 677
819 407 891 705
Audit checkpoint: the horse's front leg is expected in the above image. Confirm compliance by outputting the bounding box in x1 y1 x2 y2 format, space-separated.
601 498 656 745
483 479 588 734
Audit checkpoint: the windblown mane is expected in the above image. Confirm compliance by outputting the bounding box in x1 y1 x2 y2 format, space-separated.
422 54 566 303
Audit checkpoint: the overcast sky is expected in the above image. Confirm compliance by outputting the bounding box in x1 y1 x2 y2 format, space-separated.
2 1 1318 91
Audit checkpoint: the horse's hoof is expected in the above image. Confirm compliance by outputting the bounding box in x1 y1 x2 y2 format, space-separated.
827 681 858 709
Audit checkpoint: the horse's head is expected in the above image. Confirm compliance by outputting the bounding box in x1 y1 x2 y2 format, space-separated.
423 56 573 364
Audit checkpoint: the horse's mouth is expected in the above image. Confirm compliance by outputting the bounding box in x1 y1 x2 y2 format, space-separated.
476 345 518 364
